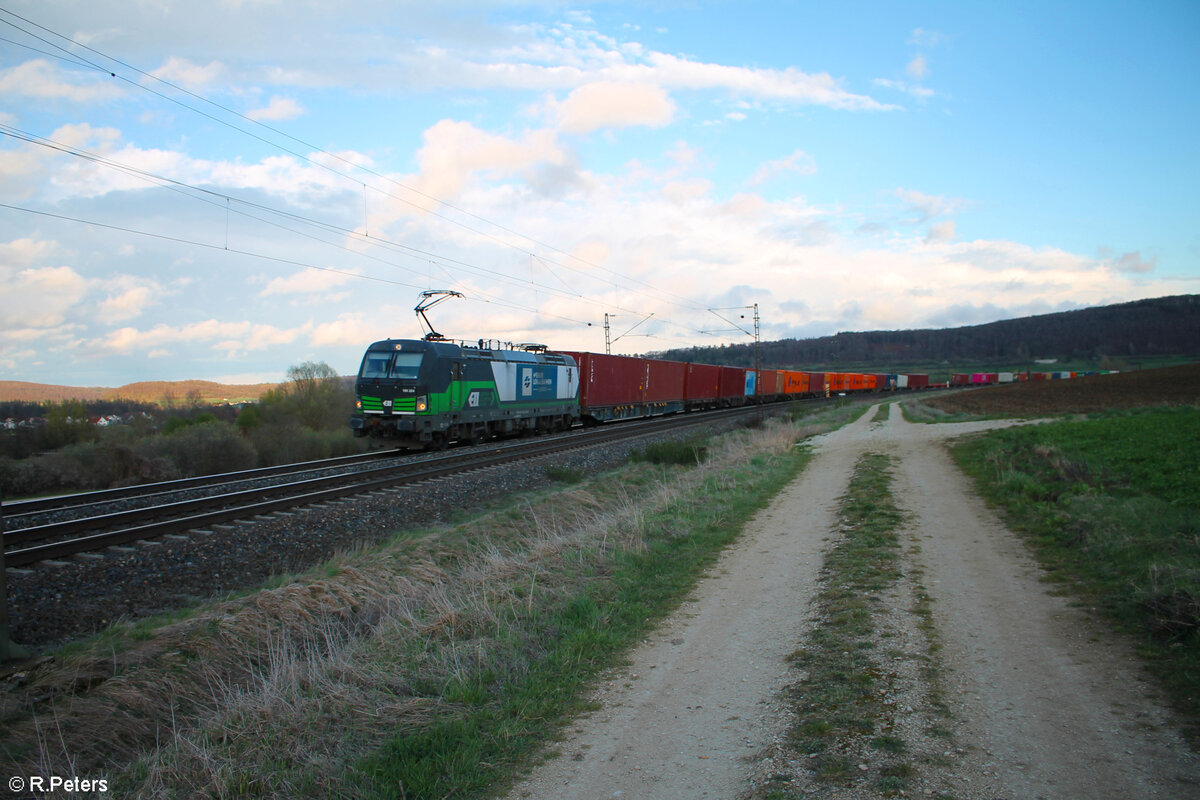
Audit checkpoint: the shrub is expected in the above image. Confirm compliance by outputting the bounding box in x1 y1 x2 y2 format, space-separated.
137 421 257 477
631 437 708 466
249 423 362 466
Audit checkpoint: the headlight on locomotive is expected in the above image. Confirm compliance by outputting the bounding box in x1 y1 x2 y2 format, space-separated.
416 395 428 412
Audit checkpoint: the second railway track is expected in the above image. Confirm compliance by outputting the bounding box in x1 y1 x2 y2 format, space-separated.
4 406 772 569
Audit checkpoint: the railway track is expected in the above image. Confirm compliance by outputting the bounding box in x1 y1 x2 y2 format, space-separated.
3 406 769 569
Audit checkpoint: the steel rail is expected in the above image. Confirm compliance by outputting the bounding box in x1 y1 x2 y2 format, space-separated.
4 448 402 516
4 406 761 568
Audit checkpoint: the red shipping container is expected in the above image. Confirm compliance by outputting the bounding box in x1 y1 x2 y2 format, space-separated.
719 366 749 402
756 369 780 397
906 374 930 389
644 358 687 403
806 372 826 395
684 362 721 402
560 351 645 408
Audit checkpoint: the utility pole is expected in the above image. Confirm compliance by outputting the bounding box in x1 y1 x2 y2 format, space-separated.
705 303 761 396
604 312 654 355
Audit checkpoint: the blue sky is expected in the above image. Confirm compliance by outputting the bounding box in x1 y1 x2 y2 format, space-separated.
2 0 1197 386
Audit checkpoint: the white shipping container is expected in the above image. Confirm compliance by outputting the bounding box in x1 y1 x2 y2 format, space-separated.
999 372 1015 383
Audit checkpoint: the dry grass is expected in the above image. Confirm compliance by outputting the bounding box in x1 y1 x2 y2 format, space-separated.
3 418 811 798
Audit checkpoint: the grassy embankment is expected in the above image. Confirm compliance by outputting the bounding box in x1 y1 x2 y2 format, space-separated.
950 406 1200 734
4 402 866 799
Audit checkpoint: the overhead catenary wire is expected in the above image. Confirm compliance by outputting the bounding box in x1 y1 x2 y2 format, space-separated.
0 8 720 324
0 123 675 328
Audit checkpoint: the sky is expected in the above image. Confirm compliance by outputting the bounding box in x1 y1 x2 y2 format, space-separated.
1 0 1198 387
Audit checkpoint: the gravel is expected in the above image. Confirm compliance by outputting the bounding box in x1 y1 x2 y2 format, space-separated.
5 418 753 653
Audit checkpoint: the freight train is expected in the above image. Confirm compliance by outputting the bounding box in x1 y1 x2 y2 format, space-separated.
349 337 935 449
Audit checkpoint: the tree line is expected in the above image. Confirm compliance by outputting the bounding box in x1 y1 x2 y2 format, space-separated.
1 361 361 498
649 294 1200 368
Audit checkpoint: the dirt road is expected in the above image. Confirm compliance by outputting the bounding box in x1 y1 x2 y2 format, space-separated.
504 405 1199 799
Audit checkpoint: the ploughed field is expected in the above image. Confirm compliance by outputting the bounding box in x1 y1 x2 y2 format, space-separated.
920 361 1200 416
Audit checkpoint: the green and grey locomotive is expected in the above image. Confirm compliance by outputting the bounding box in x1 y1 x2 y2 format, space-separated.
350 339 580 449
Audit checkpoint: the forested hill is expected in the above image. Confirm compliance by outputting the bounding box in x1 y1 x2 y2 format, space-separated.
648 294 1200 369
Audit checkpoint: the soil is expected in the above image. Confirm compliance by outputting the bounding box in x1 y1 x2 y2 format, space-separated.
503 404 1200 799
921 362 1200 417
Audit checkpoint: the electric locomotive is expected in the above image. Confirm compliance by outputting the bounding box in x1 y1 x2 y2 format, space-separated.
350 338 580 449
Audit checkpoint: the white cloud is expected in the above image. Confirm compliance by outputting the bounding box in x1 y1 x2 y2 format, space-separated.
90 319 304 357
1105 250 1157 274
0 59 125 103
310 313 390 347
906 55 928 80
641 52 896 110
261 268 354 296
410 119 567 202
926 220 956 243
149 56 226 89
908 28 947 48
92 275 165 323
748 149 817 186
0 266 89 328
873 77 936 100
0 238 59 268
247 96 305 121
554 82 675 134
894 188 967 222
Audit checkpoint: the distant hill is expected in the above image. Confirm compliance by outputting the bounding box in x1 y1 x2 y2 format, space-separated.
649 294 1200 369
0 379 278 406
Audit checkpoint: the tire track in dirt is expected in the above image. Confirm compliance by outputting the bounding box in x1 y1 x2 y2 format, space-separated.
503 408 880 799
886 409 1200 799
504 405 1199 799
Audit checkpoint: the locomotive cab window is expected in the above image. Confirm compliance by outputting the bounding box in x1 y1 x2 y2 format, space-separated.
391 352 423 379
359 351 423 379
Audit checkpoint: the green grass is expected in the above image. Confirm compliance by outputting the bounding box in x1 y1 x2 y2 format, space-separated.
900 398 1009 424
630 435 709 465
782 452 912 792
950 405 1200 734
543 464 585 483
10 407 870 799
351 431 814 798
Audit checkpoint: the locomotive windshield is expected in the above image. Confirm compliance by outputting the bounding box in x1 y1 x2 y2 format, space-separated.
359 351 423 380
